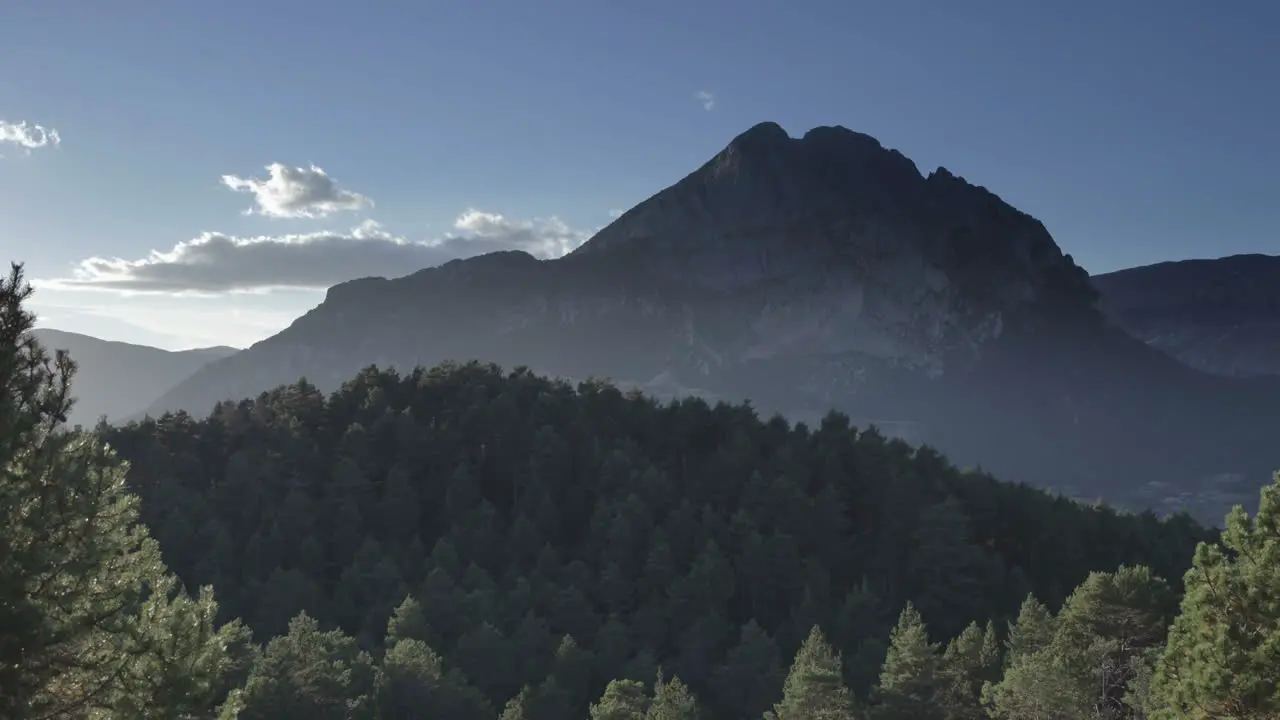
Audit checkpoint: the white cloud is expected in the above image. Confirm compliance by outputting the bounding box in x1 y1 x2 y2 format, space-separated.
0 119 61 156
695 90 715 111
221 163 373 218
44 211 593 295
453 209 588 258
607 208 625 218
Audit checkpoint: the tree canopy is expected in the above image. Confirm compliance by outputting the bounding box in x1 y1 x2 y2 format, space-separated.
5 260 1280 718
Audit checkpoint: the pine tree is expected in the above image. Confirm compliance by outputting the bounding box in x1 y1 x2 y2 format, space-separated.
1147 473 1280 718
906 498 995 640
229 612 378 719
499 686 535 720
646 670 701 720
0 263 250 718
374 635 492 720
591 678 652 720
983 648 1089 720
1055 565 1176 717
1002 594 1056 669
936 621 1000 720
385 594 431 649
769 625 857 720
872 603 943 720
712 619 785 719
986 566 1175 720
549 633 595 711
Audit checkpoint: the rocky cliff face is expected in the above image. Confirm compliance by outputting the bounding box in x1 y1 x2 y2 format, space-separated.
142 123 1278 522
573 123 1096 374
1094 254 1280 378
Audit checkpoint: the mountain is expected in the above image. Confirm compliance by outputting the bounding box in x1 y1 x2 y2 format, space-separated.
1093 254 1280 378
142 122 1279 521
32 328 238 426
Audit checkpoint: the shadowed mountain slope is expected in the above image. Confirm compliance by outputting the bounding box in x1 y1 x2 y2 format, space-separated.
142 123 1279 521
1094 253 1280 378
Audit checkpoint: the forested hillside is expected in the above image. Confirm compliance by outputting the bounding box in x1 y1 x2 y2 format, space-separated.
105 359 1216 716
8 263 1280 718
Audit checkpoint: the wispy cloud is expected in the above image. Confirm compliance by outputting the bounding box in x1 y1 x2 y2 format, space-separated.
0 119 61 157
695 90 715 111
43 211 593 295
221 163 373 219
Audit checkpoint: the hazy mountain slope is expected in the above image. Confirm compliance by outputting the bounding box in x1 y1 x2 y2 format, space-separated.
144 123 1279 521
1093 254 1280 378
32 328 238 426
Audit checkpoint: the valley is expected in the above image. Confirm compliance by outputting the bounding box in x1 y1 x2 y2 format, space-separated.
30 327 237 426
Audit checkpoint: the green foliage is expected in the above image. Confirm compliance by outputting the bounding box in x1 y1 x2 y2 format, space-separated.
591 678 652 719
1001 595 1056 669
935 621 1000 720
648 671 701 719
385 595 431 649
228 613 378 719
499 686 536 719
375 636 491 719
18 256 1280 718
712 620 785 718
984 565 1176 719
872 604 942 720
101 359 1215 717
1147 472 1280 718
768 625 857 719
0 263 247 718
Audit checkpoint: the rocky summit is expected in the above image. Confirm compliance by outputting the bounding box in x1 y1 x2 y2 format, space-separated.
573 122 1097 375
142 122 1279 521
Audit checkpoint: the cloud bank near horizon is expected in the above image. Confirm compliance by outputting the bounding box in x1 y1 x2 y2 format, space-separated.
44 211 593 294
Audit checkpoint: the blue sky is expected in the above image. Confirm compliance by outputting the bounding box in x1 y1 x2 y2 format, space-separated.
2 0 1276 349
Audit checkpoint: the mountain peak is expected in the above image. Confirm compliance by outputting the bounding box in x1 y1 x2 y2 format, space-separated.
723 121 894 155
799 124 891 153
726 120 791 149
708 122 918 184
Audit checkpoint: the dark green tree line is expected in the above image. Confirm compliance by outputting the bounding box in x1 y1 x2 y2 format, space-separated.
7 260 1280 718
102 355 1216 717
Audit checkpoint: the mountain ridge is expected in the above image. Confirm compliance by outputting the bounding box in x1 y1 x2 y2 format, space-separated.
139 122 1277 521
1093 253 1280 378
32 328 238 426
151 121 1095 413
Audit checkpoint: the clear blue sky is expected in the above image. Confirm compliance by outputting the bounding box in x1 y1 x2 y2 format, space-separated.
2 0 1276 349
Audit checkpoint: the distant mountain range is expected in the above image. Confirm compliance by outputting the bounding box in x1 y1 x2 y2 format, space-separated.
30 328 237 427
1093 254 1280 378
32 123 1277 523
116 122 1277 522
